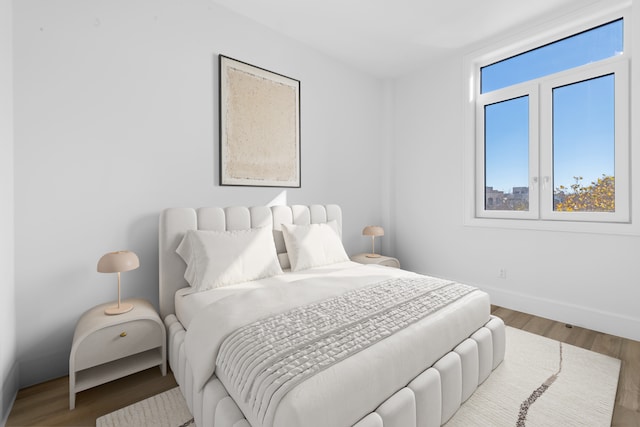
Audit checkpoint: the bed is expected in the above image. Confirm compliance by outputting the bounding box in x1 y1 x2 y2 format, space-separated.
159 204 505 427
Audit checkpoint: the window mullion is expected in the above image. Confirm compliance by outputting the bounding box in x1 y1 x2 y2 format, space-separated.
539 82 554 219
528 87 541 218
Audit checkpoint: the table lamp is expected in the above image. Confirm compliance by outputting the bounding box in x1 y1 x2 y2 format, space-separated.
97 250 139 315
362 226 384 258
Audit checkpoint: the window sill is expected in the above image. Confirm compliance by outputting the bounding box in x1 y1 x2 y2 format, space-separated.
464 215 639 236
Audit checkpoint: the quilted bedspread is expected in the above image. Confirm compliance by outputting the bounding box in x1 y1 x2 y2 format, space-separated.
217 276 476 427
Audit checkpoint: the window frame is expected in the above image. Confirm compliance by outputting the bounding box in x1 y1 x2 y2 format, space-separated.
464 4 633 233
540 59 629 223
475 84 539 220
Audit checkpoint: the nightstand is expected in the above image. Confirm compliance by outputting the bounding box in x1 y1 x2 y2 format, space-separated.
69 298 166 409
351 253 401 268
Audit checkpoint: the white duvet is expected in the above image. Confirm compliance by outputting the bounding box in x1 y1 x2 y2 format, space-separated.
183 262 490 427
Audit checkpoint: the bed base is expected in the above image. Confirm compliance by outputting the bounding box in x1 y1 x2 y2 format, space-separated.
165 314 505 427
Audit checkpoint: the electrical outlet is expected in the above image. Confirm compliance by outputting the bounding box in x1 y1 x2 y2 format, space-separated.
498 268 507 279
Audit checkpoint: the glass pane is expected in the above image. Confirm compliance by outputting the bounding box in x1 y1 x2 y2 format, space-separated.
485 96 529 211
482 19 623 93
553 75 615 212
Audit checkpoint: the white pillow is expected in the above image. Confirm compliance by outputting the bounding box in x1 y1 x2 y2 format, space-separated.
281 220 349 272
176 226 283 291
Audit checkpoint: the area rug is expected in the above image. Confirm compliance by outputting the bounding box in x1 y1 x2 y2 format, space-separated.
96 387 193 427
96 327 621 427
445 327 621 426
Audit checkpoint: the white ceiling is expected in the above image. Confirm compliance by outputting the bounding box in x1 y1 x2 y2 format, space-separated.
210 0 596 78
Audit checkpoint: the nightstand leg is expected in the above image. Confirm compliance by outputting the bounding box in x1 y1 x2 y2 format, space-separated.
69 370 76 410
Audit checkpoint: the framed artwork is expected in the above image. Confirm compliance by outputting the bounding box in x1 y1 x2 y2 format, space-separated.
219 55 301 187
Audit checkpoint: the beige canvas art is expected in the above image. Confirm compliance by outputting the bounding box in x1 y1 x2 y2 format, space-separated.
220 56 300 187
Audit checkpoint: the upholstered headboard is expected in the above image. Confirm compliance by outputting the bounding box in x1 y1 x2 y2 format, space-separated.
158 204 342 319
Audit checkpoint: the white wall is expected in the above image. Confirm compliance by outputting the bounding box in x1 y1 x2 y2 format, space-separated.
392 2 640 342
0 0 17 422
13 0 387 387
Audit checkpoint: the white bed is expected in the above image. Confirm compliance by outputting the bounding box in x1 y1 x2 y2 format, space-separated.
159 204 505 427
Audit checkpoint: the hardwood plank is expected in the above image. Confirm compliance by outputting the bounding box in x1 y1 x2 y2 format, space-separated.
520 313 555 337
492 307 530 329
7 367 176 427
591 332 623 359
612 404 640 427
617 338 640 412
544 320 575 344
564 324 598 350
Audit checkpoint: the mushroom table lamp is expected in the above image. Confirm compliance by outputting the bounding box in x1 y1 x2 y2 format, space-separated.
97 250 139 315
362 226 384 258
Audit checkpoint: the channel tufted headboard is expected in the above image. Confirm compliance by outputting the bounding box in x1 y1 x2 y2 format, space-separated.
158 204 342 319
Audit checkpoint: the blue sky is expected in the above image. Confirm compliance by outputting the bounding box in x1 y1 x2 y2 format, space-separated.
482 19 621 194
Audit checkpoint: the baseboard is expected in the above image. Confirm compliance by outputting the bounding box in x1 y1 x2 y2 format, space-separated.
1 361 18 427
483 285 640 342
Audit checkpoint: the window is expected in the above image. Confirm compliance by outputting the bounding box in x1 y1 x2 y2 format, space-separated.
483 95 530 212
471 15 629 224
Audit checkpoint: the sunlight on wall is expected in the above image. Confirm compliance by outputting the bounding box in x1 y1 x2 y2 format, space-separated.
267 190 288 207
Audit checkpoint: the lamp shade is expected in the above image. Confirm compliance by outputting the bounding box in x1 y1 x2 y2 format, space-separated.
97 250 140 273
97 250 139 315
362 226 384 237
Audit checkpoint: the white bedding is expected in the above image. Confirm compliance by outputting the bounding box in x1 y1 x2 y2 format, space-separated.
181 262 491 427
175 261 364 328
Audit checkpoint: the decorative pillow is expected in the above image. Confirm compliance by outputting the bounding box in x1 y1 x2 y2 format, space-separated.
281 220 349 272
176 226 283 291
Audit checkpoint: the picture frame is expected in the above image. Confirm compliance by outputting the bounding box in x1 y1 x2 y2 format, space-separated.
219 55 301 187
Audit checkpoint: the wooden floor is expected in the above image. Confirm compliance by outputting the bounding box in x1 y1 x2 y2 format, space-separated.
6 306 640 426
6 367 177 427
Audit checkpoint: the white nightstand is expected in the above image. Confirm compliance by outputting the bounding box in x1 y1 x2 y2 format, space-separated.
69 298 166 410
351 253 401 268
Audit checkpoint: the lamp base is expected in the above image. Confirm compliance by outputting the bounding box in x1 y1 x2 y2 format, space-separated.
105 302 134 315
366 253 381 258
